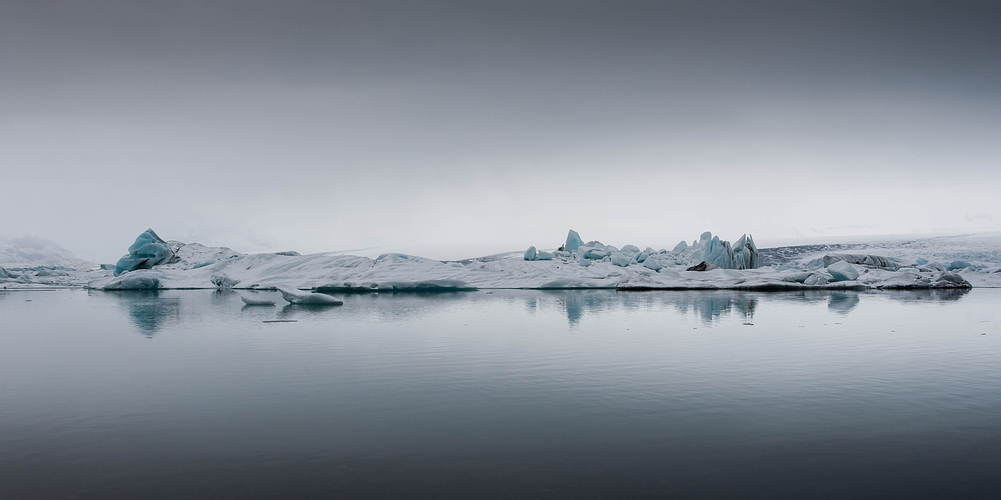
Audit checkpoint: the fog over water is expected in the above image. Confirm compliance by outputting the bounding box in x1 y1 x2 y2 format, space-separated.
2 1 999 261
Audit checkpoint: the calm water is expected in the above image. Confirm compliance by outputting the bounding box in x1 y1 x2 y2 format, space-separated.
1 288 999 499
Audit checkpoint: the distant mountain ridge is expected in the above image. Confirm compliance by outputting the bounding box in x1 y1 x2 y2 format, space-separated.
0 236 90 267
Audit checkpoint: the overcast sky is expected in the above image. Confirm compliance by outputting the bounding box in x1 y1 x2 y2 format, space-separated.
2 0 999 262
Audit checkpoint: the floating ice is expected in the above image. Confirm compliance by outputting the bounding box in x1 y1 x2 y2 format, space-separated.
827 261 860 281
241 295 276 306
276 287 343 305
68 228 986 292
114 229 175 276
948 260 974 270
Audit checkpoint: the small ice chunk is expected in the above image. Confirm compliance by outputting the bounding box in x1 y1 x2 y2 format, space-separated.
620 245 640 254
537 251 554 260
610 252 632 267
686 261 718 272
565 230 584 253
827 261 860 281
524 246 537 261
579 259 592 267
277 287 343 305
948 260 974 270
211 274 240 289
636 251 649 263
642 257 664 270
241 295 276 306
805 273 830 286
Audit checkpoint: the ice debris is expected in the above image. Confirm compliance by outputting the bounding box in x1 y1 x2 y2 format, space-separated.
114 229 175 276
524 246 537 261
827 261 860 282
276 287 343 305
211 274 240 289
689 233 758 270
241 295 276 306
824 254 899 271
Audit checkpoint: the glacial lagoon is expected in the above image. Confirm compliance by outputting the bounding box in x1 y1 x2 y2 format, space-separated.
1 289 999 499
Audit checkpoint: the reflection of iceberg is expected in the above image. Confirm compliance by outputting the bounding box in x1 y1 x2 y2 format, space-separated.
880 288 970 303
537 290 759 326
113 290 180 337
828 292 861 314
542 290 616 327
675 291 757 323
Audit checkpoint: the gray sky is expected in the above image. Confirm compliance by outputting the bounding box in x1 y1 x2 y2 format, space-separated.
2 0 999 262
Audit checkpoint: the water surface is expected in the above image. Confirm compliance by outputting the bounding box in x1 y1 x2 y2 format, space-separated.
1 289 999 499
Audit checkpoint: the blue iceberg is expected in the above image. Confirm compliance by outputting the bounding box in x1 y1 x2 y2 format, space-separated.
114 229 175 276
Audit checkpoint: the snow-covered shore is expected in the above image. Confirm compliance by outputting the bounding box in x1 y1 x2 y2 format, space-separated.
3 230 999 291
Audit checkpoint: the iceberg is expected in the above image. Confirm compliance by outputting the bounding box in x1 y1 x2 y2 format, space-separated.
114 229 175 276
564 230 584 253
610 252 632 267
827 261 860 282
642 257 664 270
241 295 276 306
688 232 758 270
524 246 537 261
276 287 343 305
730 234 758 270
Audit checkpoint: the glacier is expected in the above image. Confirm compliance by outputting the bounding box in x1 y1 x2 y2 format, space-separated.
6 229 999 292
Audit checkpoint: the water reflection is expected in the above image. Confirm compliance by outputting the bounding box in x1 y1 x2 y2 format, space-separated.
107 290 181 337
828 292 860 314
92 287 972 336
